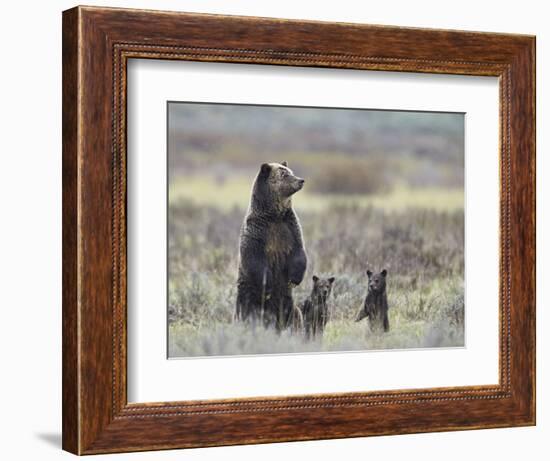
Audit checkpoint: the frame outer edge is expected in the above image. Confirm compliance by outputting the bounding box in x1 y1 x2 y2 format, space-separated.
62 6 81 455
531 36 537 425
528 36 536 425
63 6 536 454
502 37 536 424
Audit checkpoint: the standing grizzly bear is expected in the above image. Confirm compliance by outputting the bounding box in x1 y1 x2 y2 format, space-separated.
236 162 307 330
302 275 335 339
355 269 390 332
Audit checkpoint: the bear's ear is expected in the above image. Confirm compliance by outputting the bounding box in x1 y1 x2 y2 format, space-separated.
312 275 319 283
366 270 373 278
259 163 271 179
381 269 387 277
281 161 288 167
328 277 335 284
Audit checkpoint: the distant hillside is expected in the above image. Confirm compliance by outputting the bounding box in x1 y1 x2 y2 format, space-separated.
168 102 464 189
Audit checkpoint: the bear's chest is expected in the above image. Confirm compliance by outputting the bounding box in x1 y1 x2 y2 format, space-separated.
265 221 294 263
366 291 386 314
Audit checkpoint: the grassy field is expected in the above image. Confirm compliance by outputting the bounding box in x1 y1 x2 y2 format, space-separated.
169 175 464 212
168 181 464 358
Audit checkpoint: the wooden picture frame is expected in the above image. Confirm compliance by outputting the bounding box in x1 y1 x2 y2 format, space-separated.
62 5 535 455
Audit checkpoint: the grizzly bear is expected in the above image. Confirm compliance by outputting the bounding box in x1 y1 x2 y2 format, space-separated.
235 162 307 331
355 269 390 332
302 275 335 339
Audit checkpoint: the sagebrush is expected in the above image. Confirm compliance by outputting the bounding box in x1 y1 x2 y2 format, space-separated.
168 200 464 357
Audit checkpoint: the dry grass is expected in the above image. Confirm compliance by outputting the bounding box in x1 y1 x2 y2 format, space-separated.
168 196 464 358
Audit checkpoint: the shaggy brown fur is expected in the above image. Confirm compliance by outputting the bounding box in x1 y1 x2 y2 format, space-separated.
235 162 307 331
302 275 335 339
355 269 390 332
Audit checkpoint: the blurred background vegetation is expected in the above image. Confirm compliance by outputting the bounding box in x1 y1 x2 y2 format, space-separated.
167 102 464 358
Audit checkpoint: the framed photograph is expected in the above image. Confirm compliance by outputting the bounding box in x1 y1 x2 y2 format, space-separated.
62 6 535 455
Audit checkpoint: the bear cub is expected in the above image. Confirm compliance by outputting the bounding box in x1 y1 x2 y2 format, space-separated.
302 275 335 339
235 161 307 331
355 269 389 332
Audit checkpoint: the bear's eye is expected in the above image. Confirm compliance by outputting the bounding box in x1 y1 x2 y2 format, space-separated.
280 170 288 178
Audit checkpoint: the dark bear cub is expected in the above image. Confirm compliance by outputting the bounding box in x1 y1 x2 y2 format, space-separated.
235 161 307 331
355 269 389 332
302 275 335 339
